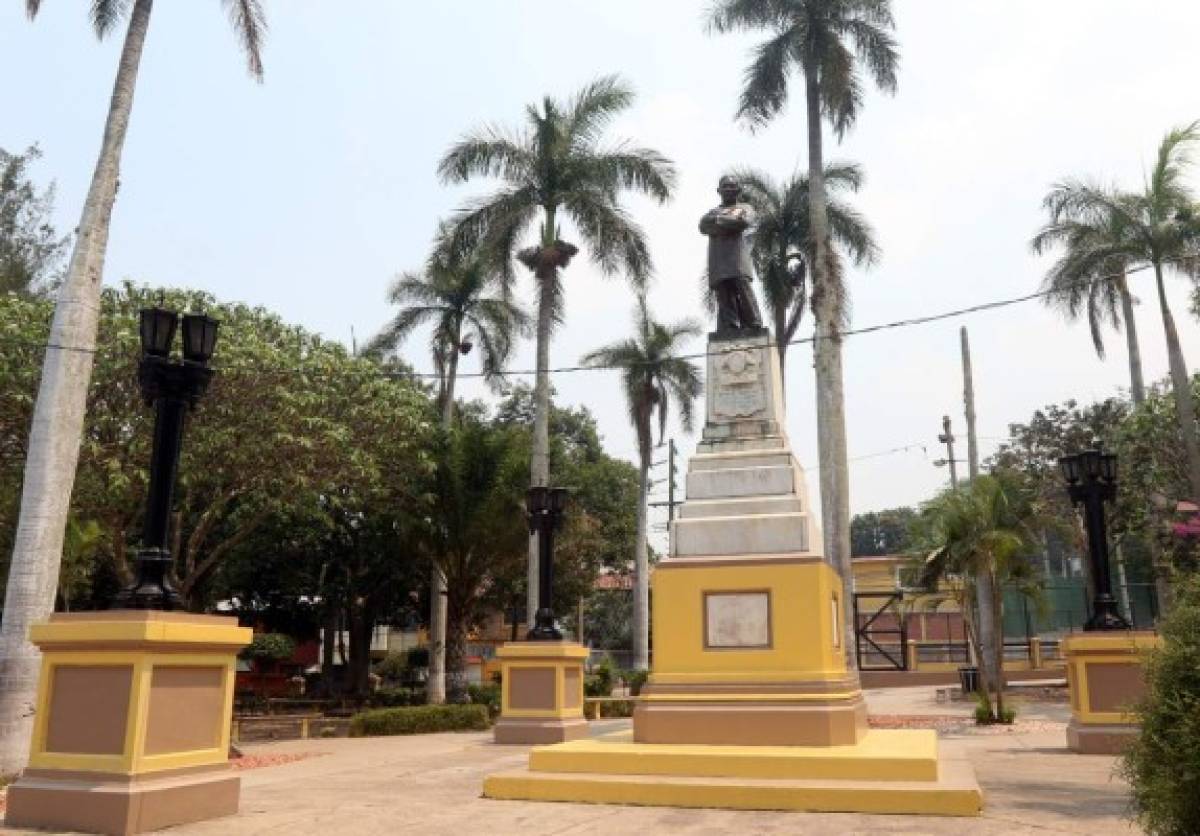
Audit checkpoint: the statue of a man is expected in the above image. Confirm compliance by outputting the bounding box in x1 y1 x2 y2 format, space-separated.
700 175 764 333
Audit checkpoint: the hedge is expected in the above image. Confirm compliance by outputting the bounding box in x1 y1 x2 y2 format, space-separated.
348 704 490 737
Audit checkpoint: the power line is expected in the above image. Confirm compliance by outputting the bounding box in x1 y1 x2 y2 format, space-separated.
0 256 1176 378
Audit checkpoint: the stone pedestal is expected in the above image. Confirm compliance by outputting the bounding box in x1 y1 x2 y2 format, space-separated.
484 332 982 815
5 611 251 835
493 641 588 744
1064 631 1160 754
637 330 867 746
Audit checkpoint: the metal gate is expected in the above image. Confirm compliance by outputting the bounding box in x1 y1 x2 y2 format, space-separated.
853 591 908 671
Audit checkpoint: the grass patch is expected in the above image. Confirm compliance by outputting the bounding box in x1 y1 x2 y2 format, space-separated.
349 704 490 737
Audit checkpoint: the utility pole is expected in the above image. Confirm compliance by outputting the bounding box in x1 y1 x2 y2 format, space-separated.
667 439 679 521
937 416 959 488
961 327 980 480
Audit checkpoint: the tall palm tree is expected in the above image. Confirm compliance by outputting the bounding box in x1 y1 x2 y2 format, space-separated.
438 75 675 622
1039 124 1200 503
707 0 899 657
730 163 878 390
1033 196 1145 404
367 239 527 703
582 299 702 669
0 0 265 775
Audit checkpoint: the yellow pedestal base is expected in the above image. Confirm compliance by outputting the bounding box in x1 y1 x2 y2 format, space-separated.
4 611 251 835
1063 631 1160 754
493 641 589 744
484 730 982 816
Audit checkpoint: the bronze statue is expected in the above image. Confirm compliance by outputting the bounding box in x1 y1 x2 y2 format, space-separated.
700 175 764 333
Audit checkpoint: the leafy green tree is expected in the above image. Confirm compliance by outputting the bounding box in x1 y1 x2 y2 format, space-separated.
706 0 899 658
3 0 267 774
0 284 435 697
1035 123 1200 504
367 234 527 704
910 472 1041 721
850 506 915 557
438 75 675 622
0 145 68 296
1032 192 1145 404
582 298 702 669
1121 575 1200 836
726 164 877 389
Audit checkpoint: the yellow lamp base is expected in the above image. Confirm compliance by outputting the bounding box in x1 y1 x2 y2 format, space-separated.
493 641 589 744
1063 631 1160 754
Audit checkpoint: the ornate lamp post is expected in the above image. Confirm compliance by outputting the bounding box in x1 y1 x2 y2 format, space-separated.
525 485 569 640
114 306 219 610
1058 449 1130 630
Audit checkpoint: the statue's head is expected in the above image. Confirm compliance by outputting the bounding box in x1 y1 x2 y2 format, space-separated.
717 175 741 205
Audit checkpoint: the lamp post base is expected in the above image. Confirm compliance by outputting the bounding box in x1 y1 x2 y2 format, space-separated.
1063 631 1160 754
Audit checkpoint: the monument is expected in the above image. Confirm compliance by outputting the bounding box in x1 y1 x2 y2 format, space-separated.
483 177 982 815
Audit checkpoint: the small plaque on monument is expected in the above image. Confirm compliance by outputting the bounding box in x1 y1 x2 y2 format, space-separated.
704 591 771 648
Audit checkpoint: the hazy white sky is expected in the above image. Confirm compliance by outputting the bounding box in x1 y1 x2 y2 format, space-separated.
5 1 1200 553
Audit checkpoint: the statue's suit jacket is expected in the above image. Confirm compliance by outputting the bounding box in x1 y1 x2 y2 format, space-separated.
700 202 757 287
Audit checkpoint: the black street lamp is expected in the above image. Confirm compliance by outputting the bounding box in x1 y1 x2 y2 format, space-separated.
1058 449 1130 631
525 486 569 641
114 306 219 610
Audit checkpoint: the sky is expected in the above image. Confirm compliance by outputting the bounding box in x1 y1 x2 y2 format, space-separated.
4 1 1200 555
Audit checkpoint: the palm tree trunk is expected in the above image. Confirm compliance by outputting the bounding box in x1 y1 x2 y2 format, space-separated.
428 331 460 705
804 73 856 664
991 578 1005 721
445 592 469 704
633 442 651 670
1154 262 1200 503
527 212 556 625
775 306 788 403
0 0 154 776
1117 272 1146 405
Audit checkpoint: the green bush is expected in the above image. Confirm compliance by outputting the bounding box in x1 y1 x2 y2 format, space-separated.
621 668 649 696
972 692 1016 725
598 698 635 718
585 655 616 697
240 633 296 663
373 652 409 683
369 687 426 708
468 683 501 717
1121 576 1200 836
349 704 490 737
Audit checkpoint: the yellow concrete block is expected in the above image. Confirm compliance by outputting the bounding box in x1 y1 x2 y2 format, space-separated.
528 729 939 781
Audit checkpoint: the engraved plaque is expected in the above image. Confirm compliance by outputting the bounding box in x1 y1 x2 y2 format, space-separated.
712 347 766 419
705 591 771 648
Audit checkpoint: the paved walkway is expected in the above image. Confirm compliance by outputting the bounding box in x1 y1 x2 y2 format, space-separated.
7 687 1141 835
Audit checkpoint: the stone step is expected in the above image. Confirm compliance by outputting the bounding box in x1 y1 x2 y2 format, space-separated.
689 451 795 471
686 465 793 500
527 729 938 781
678 495 804 520
484 747 983 816
672 513 812 556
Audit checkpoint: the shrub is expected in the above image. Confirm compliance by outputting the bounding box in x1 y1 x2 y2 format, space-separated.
369 687 425 708
972 692 1015 724
373 652 409 684
468 683 501 718
349 704 490 737
1121 576 1200 836
621 668 649 696
585 655 616 697
599 698 635 718
240 633 296 663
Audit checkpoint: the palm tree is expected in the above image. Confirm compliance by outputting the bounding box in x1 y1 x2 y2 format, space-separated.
367 238 527 703
1033 195 1145 404
0 0 265 775
438 75 675 622
1038 124 1200 503
730 163 878 391
707 0 899 657
581 299 702 669
912 472 1041 722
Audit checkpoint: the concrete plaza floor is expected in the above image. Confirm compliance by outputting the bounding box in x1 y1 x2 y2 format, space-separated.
6 686 1141 835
